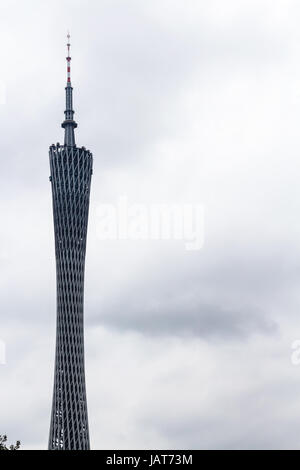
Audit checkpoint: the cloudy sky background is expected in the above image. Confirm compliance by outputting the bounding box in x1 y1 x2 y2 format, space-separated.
1 0 300 449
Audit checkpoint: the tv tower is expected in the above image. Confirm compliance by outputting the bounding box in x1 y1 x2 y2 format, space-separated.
48 34 93 450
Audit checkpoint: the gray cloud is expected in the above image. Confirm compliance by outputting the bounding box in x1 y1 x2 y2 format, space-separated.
92 273 278 338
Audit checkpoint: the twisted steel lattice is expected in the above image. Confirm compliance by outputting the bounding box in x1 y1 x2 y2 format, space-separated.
48 145 93 450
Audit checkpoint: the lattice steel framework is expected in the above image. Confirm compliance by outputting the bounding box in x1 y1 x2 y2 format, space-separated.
48 35 93 450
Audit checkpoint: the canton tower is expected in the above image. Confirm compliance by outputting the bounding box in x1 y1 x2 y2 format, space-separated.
48 34 93 450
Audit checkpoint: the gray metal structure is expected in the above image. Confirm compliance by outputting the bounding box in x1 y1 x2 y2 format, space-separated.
48 36 92 450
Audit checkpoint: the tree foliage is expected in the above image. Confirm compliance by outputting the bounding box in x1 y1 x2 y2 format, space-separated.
0 435 20 450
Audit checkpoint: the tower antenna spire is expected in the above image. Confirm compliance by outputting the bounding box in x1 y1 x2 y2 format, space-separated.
62 31 77 146
67 31 71 85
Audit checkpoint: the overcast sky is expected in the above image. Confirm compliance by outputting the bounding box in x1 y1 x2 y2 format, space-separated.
1 0 300 450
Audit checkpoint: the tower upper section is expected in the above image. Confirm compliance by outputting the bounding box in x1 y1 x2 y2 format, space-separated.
61 33 77 147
